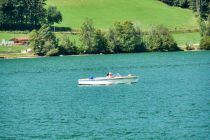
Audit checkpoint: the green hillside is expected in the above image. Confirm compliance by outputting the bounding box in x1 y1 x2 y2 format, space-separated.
47 0 198 30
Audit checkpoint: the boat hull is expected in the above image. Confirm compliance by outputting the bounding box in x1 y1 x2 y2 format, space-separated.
78 76 138 85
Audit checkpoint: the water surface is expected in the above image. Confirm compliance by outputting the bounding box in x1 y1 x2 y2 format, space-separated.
0 51 210 139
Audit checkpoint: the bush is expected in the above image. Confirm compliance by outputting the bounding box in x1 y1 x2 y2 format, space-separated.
46 48 59 56
185 44 195 50
80 19 95 53
200 36 210 50
59 36 78 55
30 24 59 56
77 46 87 54
91 29 109 54
47 6 62 25
200 15 210 50
107 21 145 53
147 25 181 52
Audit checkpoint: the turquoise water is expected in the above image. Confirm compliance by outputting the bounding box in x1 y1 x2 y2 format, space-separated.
0 51 210 139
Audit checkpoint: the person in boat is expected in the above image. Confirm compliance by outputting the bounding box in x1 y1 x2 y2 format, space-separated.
106 72 113 78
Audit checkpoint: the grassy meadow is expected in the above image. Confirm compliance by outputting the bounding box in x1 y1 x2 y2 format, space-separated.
0 45 34 58
0 32 29 40
0 53 35 58
173 32 201 46
47 0 198 30
0 46 28 53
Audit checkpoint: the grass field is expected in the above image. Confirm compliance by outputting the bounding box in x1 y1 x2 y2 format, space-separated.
0 32 29 40
47 0 198 30
172 32 201 46
0 46 34 58
0 53 35 58
0 46 28 53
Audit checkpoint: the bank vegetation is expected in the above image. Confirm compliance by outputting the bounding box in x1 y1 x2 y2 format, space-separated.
30 20 182 56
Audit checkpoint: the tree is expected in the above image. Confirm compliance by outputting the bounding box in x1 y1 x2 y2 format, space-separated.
92 29 108 54
30 24 58 56
159 0 174 6
147 25 181 51
46 6 62 25
106 29 117 53
0 0 47 30
199 0 210 19
80 19 95 53
159 0 209 18
200 15 210 37
179 0 190 8
107 21 145 53
199 19 207 36
46 48 59 56
1 0 15 25
59 36 78 55
190 0 197 11
29 0 46 27
200 15 210 50
134 27 147 52
0 0 6 24
206 15 210 36
200 36 210 50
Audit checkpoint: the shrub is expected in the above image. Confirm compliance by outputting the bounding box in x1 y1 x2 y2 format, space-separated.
200 15 210 50
80 19 95 53
59 36 78 55
47 6 62 25
200 36 210 50
29 24 59 56
46 48 59 56
91 29 109 54
147 25 181 52
107 21 145 53
185 43 195 50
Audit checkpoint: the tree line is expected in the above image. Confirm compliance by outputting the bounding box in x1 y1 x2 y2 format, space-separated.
200 15 210 50
0 0 62 30
30 20 181 56
159 0 209 19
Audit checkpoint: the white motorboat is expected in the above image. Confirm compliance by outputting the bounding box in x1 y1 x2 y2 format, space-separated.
78 74 138 85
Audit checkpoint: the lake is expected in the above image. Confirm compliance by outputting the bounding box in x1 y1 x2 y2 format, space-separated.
0 51 210 139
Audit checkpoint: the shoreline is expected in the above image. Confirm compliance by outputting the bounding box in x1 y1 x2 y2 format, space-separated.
1 56 41 59
0 49 206 60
